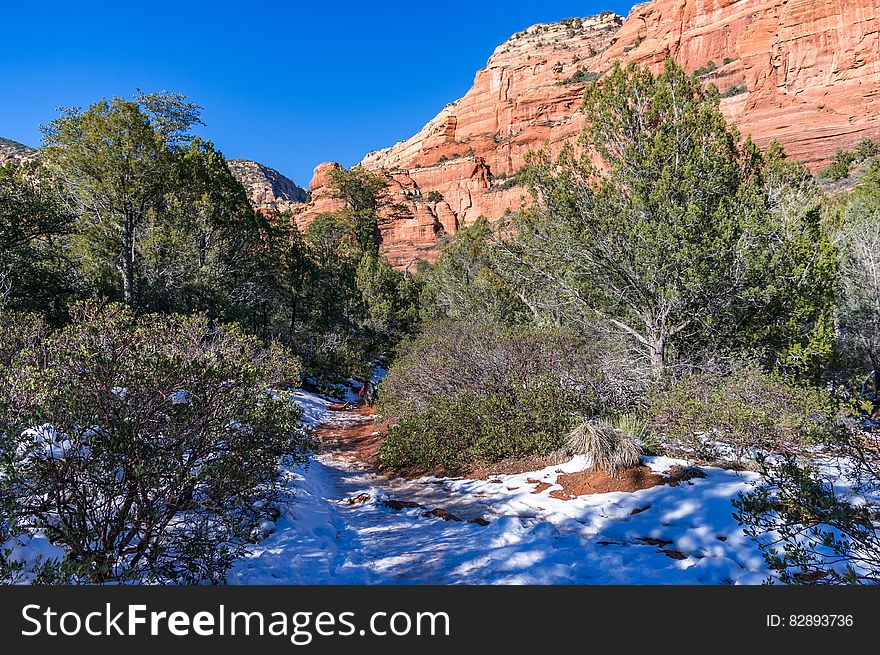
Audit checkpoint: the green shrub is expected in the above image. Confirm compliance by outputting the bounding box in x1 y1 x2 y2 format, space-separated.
425 190 443 203
734 426 880 584
380 385 577 473
693 61 718 76
719 84 747 98
820 149 859 181
378 321 645 474
560 68 600 85
646 366 839 461
382 321 643 420
611 411 658 454
493 170 525 191
857 137 877 161
0 303 310 583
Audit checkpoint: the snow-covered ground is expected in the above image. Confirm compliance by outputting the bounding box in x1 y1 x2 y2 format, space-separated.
7 383 846 585
228 393 772 585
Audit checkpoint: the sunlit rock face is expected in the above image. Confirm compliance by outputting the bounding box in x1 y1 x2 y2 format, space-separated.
296 1 880 268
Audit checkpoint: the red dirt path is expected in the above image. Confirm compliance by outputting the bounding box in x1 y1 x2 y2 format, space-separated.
315 403 385 468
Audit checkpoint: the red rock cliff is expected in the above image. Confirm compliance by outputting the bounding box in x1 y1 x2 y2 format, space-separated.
296 0 880 269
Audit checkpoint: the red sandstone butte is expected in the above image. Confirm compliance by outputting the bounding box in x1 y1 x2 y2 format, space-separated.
291 0 880 269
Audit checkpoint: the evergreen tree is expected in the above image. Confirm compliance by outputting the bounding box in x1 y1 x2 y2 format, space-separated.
421 217 530 324
41 92 265 319
0 162 79 323
142 136 266 318
501 59 836 377
42 92 199 308
838 167 880 411
327 166 389 252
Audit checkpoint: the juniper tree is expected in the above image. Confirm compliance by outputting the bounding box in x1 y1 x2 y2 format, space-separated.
838 166 880 410
327 165 389 252
500 59 836 377
1 303 308 583
0 162 78 322
142 136 266 319
41 92 198 308
421 217 530 324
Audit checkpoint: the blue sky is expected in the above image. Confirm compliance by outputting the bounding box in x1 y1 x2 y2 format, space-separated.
0 1 635 186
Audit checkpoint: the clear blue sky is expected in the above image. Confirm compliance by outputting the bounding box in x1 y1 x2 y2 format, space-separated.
0 1 635 187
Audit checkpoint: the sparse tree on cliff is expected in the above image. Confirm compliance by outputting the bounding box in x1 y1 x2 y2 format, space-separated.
327 166 389 252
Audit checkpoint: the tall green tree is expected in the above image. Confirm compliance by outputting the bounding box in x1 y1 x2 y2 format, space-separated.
288 166 419 372
421 217 530 324
838 168 880 409
356 249 420 341
734 141 838 375
142 136 266 318
41 92 199 309
500 59 835 377
327 166 389 252
0 162 79 323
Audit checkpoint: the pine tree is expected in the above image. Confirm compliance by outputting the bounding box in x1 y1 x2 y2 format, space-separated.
501 59 836 376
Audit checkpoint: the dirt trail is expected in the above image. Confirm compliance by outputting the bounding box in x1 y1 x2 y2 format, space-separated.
313 403 495 523
229 395 769 584
315 402 384 469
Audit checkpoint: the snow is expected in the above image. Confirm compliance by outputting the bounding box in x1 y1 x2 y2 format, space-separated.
6 368 861 585
17 424 84 460
228 404 774 585
169 390 191 405
1 533 67 582
291 389 333 428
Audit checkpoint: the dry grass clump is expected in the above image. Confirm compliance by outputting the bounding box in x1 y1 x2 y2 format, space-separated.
566 419 643 477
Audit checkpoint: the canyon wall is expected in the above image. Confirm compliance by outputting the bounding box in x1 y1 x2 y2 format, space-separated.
295 0 880 269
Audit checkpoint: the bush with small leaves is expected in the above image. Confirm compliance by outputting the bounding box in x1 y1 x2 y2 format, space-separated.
734 426 880 584
693 61 717 76
378 321 645 474
560 68 600 86
719 84 747 98
0 303 310 583
646 366 839 462
380 385 576 474
820 149 859 182
857 138 878 161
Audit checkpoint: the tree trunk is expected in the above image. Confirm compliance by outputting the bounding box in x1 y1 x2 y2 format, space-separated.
121 212 136 307
648 332 666 380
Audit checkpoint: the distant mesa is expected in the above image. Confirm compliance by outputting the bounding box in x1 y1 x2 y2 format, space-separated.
0 137 37 165
291 0 880 269
226 158 310 212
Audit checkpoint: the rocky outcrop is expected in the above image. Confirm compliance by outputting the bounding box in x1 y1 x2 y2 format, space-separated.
0 138 37 165
298 0 880 268
310 13 623 267
227 158 309 212
595 0 880 168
